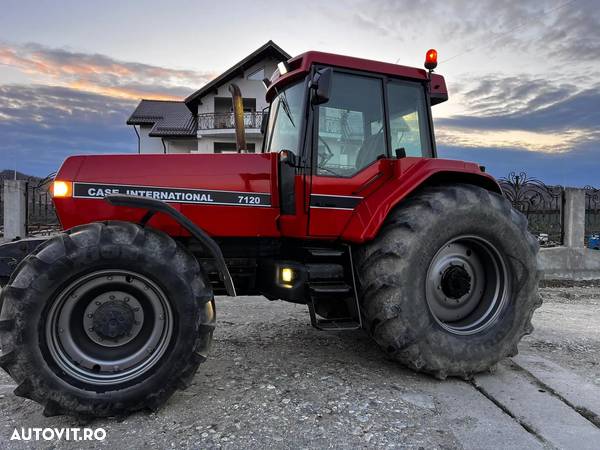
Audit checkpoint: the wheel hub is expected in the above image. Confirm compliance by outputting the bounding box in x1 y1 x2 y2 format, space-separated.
92 300 135 340
83 291 144 347
425 236 510 335
441 265 472 299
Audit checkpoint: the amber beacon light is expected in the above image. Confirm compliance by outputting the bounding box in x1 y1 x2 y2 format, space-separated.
425 49 438 71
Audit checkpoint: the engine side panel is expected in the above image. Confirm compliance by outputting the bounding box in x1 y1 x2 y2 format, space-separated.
54 153 281 237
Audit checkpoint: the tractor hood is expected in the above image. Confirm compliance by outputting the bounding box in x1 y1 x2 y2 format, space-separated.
53 153 280 237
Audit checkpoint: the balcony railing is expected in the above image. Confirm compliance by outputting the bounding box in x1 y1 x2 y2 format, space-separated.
198 112 263 130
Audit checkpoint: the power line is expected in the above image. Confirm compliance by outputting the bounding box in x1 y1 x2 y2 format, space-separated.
433 0 579 65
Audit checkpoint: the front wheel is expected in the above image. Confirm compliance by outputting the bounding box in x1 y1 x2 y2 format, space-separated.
0 221 215 418
355 184 541 378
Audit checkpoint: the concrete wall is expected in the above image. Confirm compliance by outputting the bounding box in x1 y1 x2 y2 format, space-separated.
538 188 600 280
539 247 600 281
2 180 27 241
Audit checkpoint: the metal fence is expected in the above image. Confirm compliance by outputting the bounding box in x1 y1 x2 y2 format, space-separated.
0 184 3 236
26 173 60 236
499 172 564 247
585 186 600 245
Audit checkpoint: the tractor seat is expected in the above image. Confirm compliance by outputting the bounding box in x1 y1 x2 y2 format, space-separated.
355 131 385 171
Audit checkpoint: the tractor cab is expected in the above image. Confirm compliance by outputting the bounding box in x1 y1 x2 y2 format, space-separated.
263 50 447 164
259 51 451 238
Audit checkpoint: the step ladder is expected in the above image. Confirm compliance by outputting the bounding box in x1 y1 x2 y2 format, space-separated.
305 245 363 331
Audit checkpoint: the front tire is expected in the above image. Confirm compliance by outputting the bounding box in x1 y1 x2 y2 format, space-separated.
0 221 215 418
355 184 541 378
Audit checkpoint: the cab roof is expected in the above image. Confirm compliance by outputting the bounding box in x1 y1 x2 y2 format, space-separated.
267 51 448 105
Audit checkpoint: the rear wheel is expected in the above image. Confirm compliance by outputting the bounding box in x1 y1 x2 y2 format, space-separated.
0 221 215 418
355 184 541 378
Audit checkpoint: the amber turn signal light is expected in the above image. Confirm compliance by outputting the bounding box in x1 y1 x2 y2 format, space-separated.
52 180 72 198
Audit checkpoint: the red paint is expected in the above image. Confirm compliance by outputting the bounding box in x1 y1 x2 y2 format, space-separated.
54 153 281 237
55 152 497 244
341 158 500 242
267 51 447 102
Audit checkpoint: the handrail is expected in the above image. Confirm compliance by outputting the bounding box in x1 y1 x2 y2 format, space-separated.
197 112 263 130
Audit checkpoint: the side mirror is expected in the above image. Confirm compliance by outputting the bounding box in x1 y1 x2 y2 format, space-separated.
279 149 298 167
310 68 332 105
260 107 269 135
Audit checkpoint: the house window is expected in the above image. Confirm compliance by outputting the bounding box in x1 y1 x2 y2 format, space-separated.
247 67 265 81
214 142 256 153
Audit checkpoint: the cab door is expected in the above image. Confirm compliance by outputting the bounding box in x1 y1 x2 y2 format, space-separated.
308 70 390 237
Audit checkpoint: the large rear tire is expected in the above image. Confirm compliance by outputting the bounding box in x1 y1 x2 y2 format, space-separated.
0 221 215 418
355 184 540 378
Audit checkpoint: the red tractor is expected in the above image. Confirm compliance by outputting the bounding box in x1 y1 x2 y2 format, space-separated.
0 50 539 418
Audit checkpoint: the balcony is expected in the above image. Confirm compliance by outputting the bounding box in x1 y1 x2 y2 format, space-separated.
197 112 263 131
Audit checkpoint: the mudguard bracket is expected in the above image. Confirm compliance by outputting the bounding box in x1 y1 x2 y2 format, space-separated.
105 194 236 296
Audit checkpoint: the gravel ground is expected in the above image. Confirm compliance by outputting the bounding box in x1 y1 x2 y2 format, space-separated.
0 285 599 449
521 284 600 386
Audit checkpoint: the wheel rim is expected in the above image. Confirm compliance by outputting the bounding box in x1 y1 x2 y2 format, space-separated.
45 270 173 385
425 235 510 335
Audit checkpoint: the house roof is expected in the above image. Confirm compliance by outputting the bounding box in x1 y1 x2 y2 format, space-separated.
184 40 291 113
126 100 197 137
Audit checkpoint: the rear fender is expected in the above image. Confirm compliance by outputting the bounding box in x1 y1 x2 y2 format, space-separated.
341 158 502 243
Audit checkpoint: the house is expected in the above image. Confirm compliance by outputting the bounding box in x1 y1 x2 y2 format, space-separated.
127 41 290 154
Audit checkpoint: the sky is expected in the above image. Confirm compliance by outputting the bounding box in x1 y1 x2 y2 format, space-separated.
0 0 598 186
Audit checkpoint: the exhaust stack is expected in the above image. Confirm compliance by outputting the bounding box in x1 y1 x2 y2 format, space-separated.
228 83 247 153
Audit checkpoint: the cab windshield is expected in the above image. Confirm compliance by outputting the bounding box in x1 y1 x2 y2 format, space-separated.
264 81 304 155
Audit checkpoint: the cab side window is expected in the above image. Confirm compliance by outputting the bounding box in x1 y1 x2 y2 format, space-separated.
386 81 431 157
316 73 385 176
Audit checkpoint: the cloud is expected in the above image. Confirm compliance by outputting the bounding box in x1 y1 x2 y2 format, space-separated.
0 42 218 100
0 84 137 176
352 0 600 68
435 73 600 153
